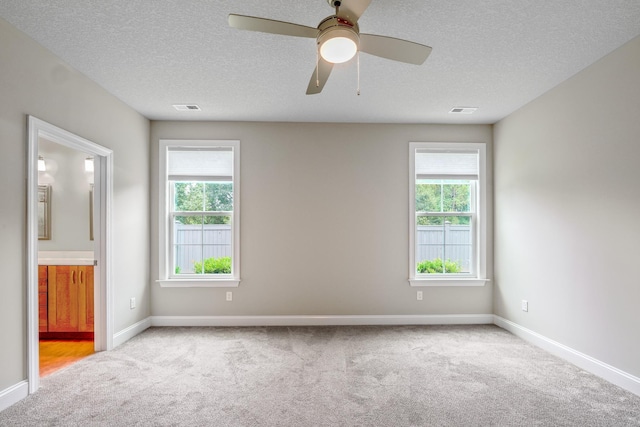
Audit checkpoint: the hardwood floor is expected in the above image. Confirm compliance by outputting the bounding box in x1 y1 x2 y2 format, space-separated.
39 340 94 377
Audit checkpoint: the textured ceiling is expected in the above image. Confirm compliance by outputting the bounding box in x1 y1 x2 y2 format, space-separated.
1 1 640 124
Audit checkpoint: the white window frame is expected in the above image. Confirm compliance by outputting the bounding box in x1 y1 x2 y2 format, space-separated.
409 142 488 287
158 139 240 288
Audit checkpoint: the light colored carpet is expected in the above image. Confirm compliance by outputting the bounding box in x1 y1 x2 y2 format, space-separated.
2 325 639 426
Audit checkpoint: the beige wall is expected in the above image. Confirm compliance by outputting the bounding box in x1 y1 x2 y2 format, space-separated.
150 122 493 316
0 17 150 391
494 35 640 377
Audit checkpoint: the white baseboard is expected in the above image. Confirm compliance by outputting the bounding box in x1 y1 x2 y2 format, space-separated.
151 314 495 327
113 317 152 348
494 316 640 397
0 380 28 412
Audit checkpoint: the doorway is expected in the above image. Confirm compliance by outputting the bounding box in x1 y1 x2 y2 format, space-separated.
27 116 114 393
37 138 96 376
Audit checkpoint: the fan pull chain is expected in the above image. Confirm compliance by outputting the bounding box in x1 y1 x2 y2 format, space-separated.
357 50 360 96
316 46 320 88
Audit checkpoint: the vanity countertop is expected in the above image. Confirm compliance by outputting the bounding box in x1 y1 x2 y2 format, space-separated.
38 251 95 266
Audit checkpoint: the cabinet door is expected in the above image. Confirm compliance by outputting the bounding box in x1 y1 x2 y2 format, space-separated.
78 266 94 332
38 266 48 332
47 266 79 332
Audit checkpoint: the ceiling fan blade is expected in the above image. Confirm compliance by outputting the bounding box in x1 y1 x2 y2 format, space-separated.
228 14 319 38
306 59 334 95
336 0 372 23
359 33 432 65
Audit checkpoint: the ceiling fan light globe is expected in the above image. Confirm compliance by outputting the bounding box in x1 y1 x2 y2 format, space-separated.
321 36 357 63
317 24 359 64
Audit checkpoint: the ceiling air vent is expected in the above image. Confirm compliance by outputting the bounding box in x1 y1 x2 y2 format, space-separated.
449 107 478 114
173 104 201 111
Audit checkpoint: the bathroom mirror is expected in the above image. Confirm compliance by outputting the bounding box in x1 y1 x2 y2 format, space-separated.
38 184 51 240
89 184 94 241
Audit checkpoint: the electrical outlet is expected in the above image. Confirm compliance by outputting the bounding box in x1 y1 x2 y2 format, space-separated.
226 291 233 302
521 300 528 312
130 297 136 309
417 291 423 301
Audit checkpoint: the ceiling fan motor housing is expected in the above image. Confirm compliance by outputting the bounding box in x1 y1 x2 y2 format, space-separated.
317 17 360 63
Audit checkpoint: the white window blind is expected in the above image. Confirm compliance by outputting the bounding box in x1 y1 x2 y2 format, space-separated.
415 150 479 180
168 147 233 181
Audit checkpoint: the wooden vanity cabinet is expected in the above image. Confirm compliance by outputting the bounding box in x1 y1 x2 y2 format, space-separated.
40 265 94 334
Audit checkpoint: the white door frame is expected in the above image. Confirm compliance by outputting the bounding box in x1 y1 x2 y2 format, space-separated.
27 116 114 393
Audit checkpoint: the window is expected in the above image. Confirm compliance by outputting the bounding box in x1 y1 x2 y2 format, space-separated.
409 142 487 286
159 140 240 287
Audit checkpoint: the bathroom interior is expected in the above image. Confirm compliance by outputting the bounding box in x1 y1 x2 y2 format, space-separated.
37 137 96 376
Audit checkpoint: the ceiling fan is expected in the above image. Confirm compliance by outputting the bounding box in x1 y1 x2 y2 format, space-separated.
228 0 432 95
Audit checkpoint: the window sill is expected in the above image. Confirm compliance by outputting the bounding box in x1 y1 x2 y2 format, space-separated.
409 278 489 287
157 279 240 288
